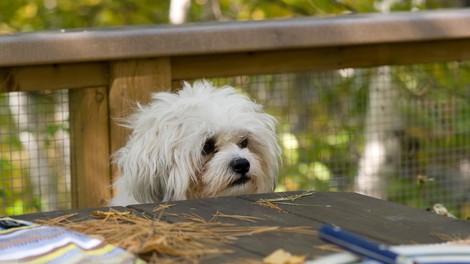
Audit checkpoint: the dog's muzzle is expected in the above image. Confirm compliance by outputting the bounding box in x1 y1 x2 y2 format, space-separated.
230 158 251 186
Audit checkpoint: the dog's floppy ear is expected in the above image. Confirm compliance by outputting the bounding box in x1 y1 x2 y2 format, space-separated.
262 112 282 190
113 92 194 203
248 110 281 191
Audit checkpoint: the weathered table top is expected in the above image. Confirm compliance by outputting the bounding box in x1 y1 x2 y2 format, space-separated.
13 191 470 263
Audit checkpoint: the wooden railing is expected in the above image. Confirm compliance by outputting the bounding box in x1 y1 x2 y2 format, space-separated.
1 9 470 209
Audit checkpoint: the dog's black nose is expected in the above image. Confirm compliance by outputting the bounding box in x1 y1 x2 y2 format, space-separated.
230 158 250 174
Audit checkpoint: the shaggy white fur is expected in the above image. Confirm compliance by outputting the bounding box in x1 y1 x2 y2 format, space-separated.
111 80 281 206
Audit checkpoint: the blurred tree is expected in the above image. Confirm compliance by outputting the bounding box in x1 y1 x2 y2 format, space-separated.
170 0 191 24
354 66 403 199
0 0 459 33
1 0 470 216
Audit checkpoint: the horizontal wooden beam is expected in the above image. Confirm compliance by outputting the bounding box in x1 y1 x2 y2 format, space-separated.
3 37 467 93
0 63 107 92
172 38 470 80
0 9 470 67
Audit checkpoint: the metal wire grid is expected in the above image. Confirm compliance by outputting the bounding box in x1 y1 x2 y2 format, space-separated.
0 90 71 215
0 62 468 217
210 62 470 217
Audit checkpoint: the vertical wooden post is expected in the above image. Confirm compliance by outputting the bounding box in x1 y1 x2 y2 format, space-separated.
69 87 112 208
108 58 172 197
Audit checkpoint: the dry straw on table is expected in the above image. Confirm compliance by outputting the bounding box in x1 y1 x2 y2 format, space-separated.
37 205 317 263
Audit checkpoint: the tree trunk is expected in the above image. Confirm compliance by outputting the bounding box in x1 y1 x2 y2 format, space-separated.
354 66 402 199
169 0 191 24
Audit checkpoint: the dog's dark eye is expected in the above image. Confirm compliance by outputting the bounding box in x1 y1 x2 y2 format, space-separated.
238 138 248 149
202 138 216 155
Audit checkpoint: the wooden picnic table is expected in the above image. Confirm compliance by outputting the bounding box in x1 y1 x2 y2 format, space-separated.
13 191 470 263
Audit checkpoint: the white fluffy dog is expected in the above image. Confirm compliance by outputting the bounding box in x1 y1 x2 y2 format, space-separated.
111 80 281 206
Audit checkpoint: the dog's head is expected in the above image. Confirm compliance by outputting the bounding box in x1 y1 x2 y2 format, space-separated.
113 80 281 203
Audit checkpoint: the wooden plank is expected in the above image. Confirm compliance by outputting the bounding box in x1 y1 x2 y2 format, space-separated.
69 87 112 209
172 38 470 80
0 63 107 92
128 196 327 262
1 9 470 67
1 38 470 93
12 206 129 223
8 192 470 263
108 58 172 188
241 192 470 245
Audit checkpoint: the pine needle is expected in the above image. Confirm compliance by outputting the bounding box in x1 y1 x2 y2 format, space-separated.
258 189 315 204
255 201 286 212
255 189 316 212
152 203 175 213
165 212 208 223
36 209 317 263
211 211 264 223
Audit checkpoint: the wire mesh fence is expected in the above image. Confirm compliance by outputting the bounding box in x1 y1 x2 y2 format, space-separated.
0 90 71 215
210 61 470 218
0 61 469 218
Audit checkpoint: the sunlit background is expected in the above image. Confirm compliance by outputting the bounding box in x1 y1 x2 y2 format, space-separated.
1 0 469 218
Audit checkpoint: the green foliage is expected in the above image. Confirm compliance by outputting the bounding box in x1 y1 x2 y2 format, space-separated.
0 0 457 33
211 60 470 219
0 0 171 32
1 0 469 219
